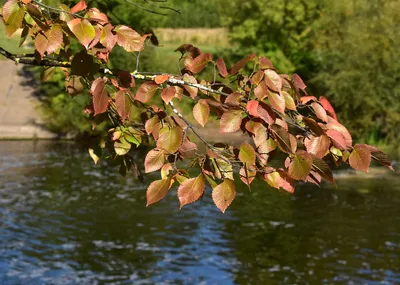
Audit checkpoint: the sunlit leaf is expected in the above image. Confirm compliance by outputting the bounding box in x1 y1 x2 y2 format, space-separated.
212 179 236 213
311 102 328 122
257 102 276 124
229 53 256 75
288 150 313 180
268 91 285 113
239 167 256 188
144 149 165 173
192 99 210 127
319 96 338 121
178 174 205 208
146 177 173 206
100 24 117 50
67 18 95 49
183 73 198 99
156 126 183 153
281 91 296 110
114 25 150 52
220 110 242 133
239 143 256 165
304 134 330 158
349 144 371 172
264 69 282 92
246 100 259 117
71 0 87 13
2 1 25 37
114 138 131 155
154 74 169 84
160 86 175 104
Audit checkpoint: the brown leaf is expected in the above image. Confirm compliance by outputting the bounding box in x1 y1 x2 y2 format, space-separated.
212 179 236 213
229 53 256 75
155 74 169 84
160 86 175 104
239 167 256 188
90 77 109 115
288 150 313 180
268 91 285 113
349 144 371 172
186 53 213 73
216 58 229 78
100 24 117 51
178 174 205 209
136 82 159 103
264 69 282 92
257 102 276 124
304 135 330 158
183 74 198 99
156 126 183 153
115 90 132 122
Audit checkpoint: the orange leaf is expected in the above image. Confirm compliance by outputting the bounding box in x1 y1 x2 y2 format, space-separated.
304 135 330 159
155 74 169 84
219 110 242 133
67 18 95 49
156 126 183 153
90 78 109 115
216 58 229 78
186 53 213 73
212 179 236 213
144 149 165 173
71 0 87 13
178 174 205 209
146 178 173 206
268 91 285 113
160 86 175 104
114 25 150 52
115 90 132 122
136 82 159 103
193 99 210 127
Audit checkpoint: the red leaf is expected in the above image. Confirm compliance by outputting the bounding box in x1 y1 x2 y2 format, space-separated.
178 174 205 209
193 99 210 127
216 58 229 78
304 135 330 158
155 74 169 84
292 73 307 94
186 53 213 73
71 0 87 13
115 90 132 122
319 96 338 121
259 56 274 69
212 179 236 213
146 178 173 206
327 129 346 150
86 7 108 24
327 117 352 147
144 149 165 173
349 144 371 172
246 100 259 117
251 70 264 85
90 78 109 115
160 86 175 104
136 82 159 103
220 110 242 133
229 53 256 75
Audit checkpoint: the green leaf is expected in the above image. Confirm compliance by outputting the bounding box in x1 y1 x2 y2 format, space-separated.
115 90 132 122
114 138 131 155
288 150 313 180
193 99 210 127
156 126 183 154
220 110 242 133
136 82 159 103
2 1 25 37
349 144 371 172
114 25 149 52
178 174 205 209
144 149 165 173
239 143 256 165
146 177 173 206
90 77 109 115
67 18 95 49
212 179 236 213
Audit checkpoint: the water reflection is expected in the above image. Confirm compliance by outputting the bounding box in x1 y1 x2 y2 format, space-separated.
0 141 399 284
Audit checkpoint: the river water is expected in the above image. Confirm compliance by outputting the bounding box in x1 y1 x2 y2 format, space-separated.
0 141 399 284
